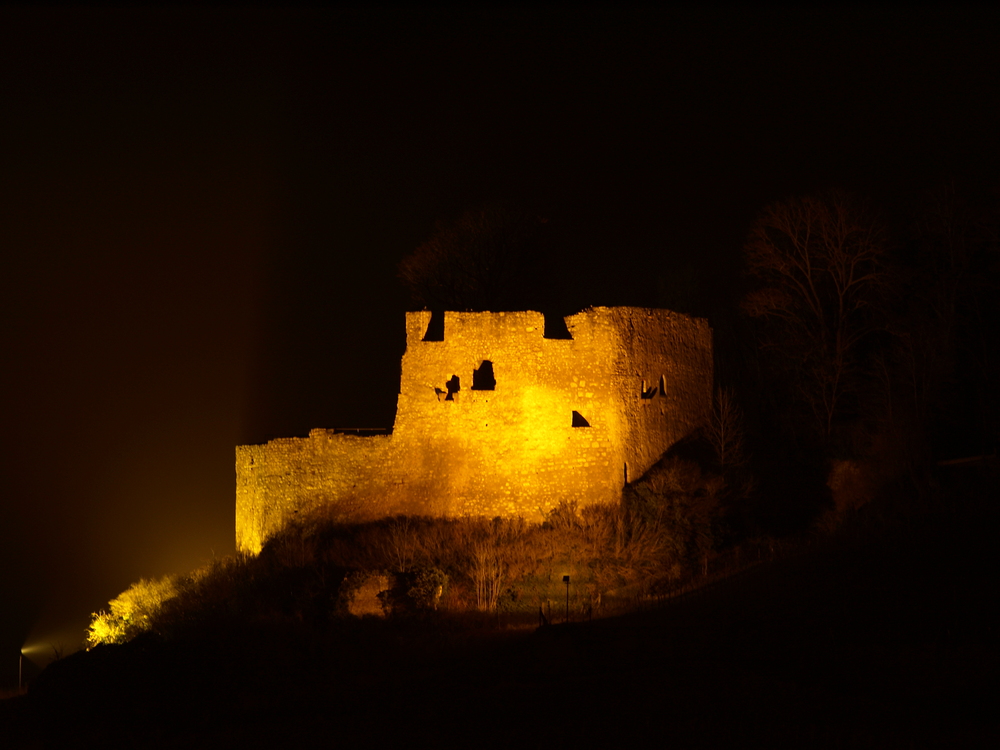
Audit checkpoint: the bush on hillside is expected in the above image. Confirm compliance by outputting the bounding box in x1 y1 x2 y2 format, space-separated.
87 457 737 645
87 574 182 647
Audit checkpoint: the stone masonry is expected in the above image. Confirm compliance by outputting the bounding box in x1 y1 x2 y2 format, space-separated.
236 307 713 553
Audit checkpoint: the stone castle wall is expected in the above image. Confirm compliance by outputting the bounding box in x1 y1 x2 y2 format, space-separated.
236 307 712 553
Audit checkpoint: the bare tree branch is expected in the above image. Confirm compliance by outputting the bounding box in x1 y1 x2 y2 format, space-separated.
742 191 891 440
398 203 550 311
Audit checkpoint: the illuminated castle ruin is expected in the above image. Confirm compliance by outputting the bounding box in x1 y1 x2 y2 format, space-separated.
236 307 713 553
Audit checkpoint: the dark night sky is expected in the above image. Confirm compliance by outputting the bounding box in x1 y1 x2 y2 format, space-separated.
2 7 998 685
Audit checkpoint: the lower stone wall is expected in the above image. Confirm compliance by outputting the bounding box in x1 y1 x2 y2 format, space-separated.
236 423 625 553
236 431 399 553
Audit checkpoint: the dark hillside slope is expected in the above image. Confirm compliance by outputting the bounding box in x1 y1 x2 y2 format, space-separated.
3 474 997 749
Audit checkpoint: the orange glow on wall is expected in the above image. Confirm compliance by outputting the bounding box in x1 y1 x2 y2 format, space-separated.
236 307 712 553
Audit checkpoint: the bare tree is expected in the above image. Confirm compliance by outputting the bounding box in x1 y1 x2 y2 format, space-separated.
704 386 747 470
460 518 532 612
908 186 998 420
383 516 417 572
743 191 891 441
398 203 550 311
879 183 1000 464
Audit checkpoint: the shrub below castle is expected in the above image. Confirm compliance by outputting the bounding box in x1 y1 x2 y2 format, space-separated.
88 456 727 646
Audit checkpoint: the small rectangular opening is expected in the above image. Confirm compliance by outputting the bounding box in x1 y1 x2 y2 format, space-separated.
422 310 445 341
472 360 496 390
543 312 572 340
641 379 657 399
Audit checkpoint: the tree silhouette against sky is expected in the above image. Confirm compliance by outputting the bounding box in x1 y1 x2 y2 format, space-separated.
398 203 552 312
742 191 891 442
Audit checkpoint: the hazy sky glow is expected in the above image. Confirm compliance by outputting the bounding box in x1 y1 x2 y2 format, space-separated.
2 7 998 688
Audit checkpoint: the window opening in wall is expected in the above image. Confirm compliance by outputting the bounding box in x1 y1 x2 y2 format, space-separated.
445 375 460 401
543 312 573 339
624 462 628 484
641 379 657 399
422 310 445 341
659 374 666 395
571 411 590 427
472 360 496 390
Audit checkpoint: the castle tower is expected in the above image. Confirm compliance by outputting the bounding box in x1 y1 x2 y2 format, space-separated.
236 307 712 553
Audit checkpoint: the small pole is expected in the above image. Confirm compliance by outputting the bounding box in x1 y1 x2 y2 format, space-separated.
563 575 570 623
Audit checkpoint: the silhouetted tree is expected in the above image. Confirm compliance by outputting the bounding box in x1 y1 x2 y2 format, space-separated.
743 191 892 445
884 183 1000 458
704 386 747 471
622 456 723 579
398 203 551 311
654 264 701 316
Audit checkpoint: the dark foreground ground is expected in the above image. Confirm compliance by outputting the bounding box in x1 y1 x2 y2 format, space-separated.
3 471 998 749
